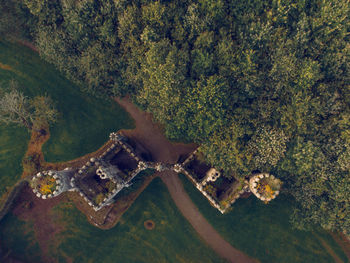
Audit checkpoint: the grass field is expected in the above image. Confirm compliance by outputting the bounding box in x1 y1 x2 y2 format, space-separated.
1 41 348 263
0 41 134 163
0 124 29 196
9 178 224 263
0 41 224 263
179 174 348 263
0 40 133 195
0 213 41 262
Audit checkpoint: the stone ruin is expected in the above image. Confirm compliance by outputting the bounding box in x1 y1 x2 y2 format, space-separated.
30 132 283 215
179 149 282 213
30 133 151 211
73 156 132 211
31 169 75 199
249 173 281 202
201 168 221 186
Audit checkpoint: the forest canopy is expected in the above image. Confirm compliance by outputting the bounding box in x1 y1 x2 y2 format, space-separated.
1 0 349 234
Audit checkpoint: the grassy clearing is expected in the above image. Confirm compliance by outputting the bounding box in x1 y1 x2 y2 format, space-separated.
0 213 42 262
49 178 225 263
0 40 133 195
0 42 221 263
0 124 29 196
2 40 346 263
179 174 349 263
0 41 223 263
0 41 134 163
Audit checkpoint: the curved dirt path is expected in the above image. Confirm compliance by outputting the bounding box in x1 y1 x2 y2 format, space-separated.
161 170 257 263
116 97 258 263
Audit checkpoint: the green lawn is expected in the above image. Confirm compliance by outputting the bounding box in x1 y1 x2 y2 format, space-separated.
0 178 226 263
1 41 348 263
0 124 29 196
0 40 133 195
38 178 226 263
0 213 41 262
0 41 224 263
180 174 348 263
0 41 134 163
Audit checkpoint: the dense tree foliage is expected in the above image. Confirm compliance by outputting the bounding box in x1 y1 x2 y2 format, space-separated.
0 0 35 39
2 0 349 233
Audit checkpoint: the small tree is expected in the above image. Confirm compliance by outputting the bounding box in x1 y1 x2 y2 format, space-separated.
0 81 58 131
0 81 33 130
247 126 289 169
31 95 58 130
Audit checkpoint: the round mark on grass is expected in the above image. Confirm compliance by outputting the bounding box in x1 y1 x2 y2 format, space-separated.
144 220 155 230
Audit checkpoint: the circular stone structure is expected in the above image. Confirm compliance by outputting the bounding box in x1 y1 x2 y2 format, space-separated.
31 170 72 199
144 220 155 230
249 173 282 202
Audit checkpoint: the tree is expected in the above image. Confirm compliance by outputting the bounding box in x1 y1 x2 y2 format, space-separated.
23 0 62 26
247 126 289 170
136 40 190 139
0 0 35 39
191 31 216 77
15 0 350 233
0 81 58 131
35 26 77 78
0 82 33 130
288 139 350 232
31 95 58 130
187 75 230 141
78 41 121 95
201 122 248 178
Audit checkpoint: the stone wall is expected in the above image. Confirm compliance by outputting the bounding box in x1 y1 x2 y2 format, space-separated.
31 169 74 199
29 132 281 216
249 173 280 202
72 136 149 211
181 169 226 213
179 149 251 214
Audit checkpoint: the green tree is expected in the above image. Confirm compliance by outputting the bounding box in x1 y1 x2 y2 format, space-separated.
247 126 289 170
17 0 350 233
187 75 230 141
136 40 189 139
0 0 35 39
201 123 248 178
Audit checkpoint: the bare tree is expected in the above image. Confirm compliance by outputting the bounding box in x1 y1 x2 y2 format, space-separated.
0 81 58 131
0 81 33 129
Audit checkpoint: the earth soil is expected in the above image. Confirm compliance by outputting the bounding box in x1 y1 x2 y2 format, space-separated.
115 97 258 263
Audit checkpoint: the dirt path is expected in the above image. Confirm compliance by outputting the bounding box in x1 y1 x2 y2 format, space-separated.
331 233 350 262
160 170 257 263
115 97 196 163
315 235 345 263
0 62 23 76
11 38 38 53
8 95 256 263
12 186 66 263
21 128 50 178
116 97 258 263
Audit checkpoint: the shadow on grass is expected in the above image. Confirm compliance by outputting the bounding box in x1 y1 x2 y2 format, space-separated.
49 178 226 263
0 213 42 262
179 174 348 263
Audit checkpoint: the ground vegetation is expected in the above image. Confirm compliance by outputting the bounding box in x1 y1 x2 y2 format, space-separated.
180 174 350 263
0 80 58 131
1 0 349 233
